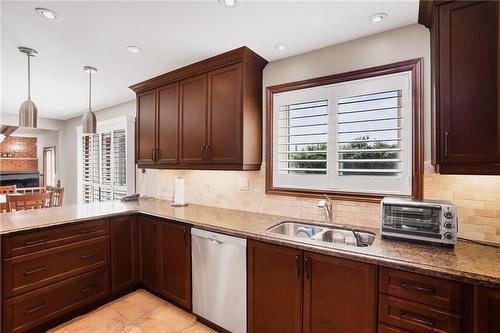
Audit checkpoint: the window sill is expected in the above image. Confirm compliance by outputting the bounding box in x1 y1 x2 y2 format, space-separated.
265 186 385 203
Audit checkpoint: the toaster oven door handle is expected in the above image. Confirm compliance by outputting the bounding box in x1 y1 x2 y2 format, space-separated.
400 280 436 295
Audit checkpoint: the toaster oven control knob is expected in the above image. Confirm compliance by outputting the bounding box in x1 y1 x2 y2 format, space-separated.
444 221 454 229
444 232 454 240
444 211 454 219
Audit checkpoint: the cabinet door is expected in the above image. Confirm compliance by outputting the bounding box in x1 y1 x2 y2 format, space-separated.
248 240 303 333
110 215 137 293
303 252 376 333
157 83 179 164
207 64 242 164
474 286 500 333
138 216 159 290
438 1 500 168
158 220 191 310
180 74 207 164
136 90 157 165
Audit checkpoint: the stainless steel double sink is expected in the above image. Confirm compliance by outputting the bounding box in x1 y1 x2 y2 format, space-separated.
267 221 375 248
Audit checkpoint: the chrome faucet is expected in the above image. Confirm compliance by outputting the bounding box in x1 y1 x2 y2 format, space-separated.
318 194 333 223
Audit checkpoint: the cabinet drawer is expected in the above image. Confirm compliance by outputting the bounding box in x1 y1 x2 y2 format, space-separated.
3 236 109 298
379 267 462 312
379 324 412 333
3 219 109 258
3 267 109 333
379 294 460 333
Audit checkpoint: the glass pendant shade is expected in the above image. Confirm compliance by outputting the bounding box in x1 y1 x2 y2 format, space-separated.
18 46 38 128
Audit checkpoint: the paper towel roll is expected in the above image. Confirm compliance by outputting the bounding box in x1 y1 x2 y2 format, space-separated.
173 177 185 205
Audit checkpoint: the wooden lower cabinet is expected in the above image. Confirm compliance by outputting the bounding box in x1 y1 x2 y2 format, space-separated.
303 252 377 333
248 240 377 333
138 215 159 290
158 220 191 309
248 240 303 333
474 285 500 333
110 215 138 293
3 267 110 333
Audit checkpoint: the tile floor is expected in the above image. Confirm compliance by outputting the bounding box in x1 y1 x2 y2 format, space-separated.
48 289 216 333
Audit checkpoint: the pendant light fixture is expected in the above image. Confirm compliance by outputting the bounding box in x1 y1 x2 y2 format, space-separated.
82 66 97 134
18 46 39 128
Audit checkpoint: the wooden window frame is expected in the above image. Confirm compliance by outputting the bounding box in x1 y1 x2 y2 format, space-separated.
265 58 424 203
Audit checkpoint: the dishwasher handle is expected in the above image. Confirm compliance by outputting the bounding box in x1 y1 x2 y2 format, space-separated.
208 237 223 245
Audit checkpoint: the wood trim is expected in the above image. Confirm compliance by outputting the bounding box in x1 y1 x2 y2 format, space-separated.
418 0 434 28
129 46 268 94
265 58 425 202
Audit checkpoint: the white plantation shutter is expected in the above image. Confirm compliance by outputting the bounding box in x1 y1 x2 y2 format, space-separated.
273 87 331 190
80 127 129 203
272 72 412 195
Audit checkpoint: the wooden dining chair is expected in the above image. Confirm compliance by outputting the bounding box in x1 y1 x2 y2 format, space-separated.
5 192 52 212
0 185 17 194
46 186 64 207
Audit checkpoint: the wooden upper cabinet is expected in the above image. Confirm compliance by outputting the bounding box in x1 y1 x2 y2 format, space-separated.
158 220 191 310
136 90 156 165
157 83 179 164
248 240 303 333
303 252 377 333
427 0 500 174
207 64 242 164
179 74 208 164
130 46 267 170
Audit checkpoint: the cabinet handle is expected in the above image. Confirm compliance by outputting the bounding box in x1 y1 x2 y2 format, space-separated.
25 301 49 315
200 145 206 160
295 255 301 278
24 238 48 246
183 229 188 246
25 265 49 276
79 228 98 234
80 251 99 260
400 311 435 327
153 222 157 234
205 145 211 160
81 283 99 294
444 131 449 157
400 280 436 295
305 256 311 280
156 148 160 161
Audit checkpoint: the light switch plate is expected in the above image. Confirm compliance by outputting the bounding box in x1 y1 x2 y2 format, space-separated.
239 178 249 191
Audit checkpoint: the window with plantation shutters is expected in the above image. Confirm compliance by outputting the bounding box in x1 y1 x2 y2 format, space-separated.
79 117 133 204
272 71 412 196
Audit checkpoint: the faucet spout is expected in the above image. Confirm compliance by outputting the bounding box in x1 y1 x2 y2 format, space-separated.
318 194 333 223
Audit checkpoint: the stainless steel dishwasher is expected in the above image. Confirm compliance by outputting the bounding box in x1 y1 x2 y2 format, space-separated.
191 228 247 333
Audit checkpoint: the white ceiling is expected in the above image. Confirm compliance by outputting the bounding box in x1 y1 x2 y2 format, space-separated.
1 1 418 120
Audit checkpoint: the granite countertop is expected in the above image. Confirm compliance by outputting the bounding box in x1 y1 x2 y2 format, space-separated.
1 197 499 287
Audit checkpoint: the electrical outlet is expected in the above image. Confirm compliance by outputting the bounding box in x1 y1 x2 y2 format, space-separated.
239 177 249 191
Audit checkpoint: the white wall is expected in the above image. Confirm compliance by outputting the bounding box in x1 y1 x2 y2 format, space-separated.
61 100 135 205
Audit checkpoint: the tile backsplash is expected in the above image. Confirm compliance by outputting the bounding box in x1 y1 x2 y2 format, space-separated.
138 161 500 244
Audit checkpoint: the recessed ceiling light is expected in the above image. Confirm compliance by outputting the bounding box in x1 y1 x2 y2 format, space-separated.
219 0 237 8
275 44 287 51
126 46 142 54
368 13 387 24
35 8 59 20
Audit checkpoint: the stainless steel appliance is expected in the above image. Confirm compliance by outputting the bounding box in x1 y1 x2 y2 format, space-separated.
381 197 457 246
191 228 247 333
